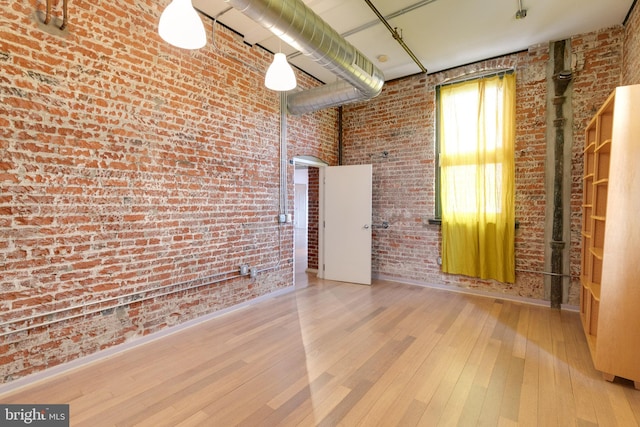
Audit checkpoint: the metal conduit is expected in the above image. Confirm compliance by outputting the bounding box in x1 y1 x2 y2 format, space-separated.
279 91 288 218
290 0 439 53
289 0 437 70
226 0 385 115
0 265 278 338
363 0 427 74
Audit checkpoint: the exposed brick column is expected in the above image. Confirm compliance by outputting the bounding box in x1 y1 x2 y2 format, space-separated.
307 167 319 271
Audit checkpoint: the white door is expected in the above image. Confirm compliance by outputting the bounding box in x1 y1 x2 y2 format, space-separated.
320 164 372 285
294 183 307 229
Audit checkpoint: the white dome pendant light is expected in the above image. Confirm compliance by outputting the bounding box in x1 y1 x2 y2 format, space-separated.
158 0 206 50
265 52 297 91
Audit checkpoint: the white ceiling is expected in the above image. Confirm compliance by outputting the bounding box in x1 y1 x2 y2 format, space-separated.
192 0 634 83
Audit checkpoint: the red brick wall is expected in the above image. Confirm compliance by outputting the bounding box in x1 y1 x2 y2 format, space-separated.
624 1 640 84
342 48 551 300
0 0 336 382
1 0 636 385
342 25 627 304
287 98 339 273
569 27 625 303
306 167 320 270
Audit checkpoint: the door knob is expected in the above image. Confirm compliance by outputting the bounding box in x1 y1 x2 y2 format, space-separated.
363 224 370 229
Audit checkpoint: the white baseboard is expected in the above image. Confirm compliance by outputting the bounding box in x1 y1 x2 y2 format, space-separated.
0 285 296 396
373 273 579 312
0 275 579 396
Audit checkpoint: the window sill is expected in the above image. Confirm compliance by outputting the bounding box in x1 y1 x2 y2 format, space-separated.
428 218 520 229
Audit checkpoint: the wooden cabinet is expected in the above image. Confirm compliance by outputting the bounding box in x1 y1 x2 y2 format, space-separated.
580 84 640 389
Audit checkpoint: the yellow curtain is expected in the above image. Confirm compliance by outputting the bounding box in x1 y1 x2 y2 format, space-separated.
440 73 516 283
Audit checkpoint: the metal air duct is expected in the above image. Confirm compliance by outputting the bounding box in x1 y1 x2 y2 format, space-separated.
226 0 385 115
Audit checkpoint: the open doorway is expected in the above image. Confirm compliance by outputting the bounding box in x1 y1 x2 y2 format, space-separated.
292 158 373 287
292 156 326 288
294 167 309 284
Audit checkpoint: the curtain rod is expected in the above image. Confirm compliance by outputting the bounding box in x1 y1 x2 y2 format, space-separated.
438 68 515 88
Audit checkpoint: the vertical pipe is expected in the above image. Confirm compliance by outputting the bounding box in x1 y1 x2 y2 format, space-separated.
280 91 288 219
550 40 572 309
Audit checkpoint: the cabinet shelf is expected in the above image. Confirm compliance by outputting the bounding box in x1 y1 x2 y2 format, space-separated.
580 85 640 389
596 139 611 152
584 142 596 152
590 247 604 260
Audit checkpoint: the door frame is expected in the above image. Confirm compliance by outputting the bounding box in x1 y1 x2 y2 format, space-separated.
291 156 327 283
291 157 372 284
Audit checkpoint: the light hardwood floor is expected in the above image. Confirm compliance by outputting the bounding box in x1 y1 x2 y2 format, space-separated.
2 274 640 426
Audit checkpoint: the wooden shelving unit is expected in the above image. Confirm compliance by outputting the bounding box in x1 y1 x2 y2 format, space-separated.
580 84 640 389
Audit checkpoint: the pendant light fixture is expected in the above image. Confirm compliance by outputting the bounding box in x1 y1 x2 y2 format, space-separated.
158 0 206 50
265 52 297 91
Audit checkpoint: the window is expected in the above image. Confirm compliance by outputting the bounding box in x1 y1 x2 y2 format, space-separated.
436 72 516 283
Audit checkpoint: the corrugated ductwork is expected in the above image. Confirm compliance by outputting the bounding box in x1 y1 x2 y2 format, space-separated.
226 0 385 115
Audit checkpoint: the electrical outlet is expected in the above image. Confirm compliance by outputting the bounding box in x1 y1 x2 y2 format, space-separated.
240 264 249 276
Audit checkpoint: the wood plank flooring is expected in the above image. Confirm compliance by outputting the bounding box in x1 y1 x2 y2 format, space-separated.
1 274 639 426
